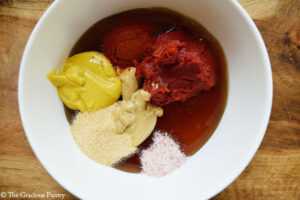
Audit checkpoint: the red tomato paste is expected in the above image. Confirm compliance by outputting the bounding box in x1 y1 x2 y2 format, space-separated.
135 30 217 106
104 19 154 67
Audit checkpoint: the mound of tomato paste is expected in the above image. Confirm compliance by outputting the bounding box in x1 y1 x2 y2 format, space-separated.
135 30 217 106
104 19 155 67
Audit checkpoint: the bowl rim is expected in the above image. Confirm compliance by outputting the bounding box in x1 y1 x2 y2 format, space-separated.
18 0 273 199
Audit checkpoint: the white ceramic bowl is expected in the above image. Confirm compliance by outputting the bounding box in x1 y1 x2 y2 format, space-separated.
18 0 272 199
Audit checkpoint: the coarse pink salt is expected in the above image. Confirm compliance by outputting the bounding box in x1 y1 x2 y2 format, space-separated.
140 131 187 177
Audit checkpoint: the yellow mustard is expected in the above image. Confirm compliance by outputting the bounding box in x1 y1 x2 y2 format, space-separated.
47 52 121 112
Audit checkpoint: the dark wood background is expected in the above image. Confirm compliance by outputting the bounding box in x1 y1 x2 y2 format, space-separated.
0 0 299 199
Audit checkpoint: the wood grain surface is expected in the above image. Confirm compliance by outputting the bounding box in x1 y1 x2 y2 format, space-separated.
0 0 299 199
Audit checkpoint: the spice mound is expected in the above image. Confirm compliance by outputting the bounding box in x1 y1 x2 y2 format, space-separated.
104 18 154 68
71 103 136 166
141 131 187 177
136 30 217 106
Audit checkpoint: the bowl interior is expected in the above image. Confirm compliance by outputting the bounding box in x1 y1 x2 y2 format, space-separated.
19 0 272 199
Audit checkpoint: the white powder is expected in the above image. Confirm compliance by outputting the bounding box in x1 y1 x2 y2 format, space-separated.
141 131 187 177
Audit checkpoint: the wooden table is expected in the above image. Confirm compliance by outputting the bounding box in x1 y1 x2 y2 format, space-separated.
0 0 299 199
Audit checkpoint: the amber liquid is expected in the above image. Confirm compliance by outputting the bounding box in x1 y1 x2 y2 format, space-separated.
67 8 228 173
